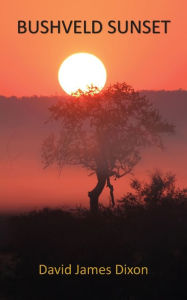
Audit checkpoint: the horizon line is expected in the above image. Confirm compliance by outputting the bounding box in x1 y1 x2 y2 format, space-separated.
0 88 187 99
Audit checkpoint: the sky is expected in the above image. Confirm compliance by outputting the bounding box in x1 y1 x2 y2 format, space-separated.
0 1 187 212
1 0 187 96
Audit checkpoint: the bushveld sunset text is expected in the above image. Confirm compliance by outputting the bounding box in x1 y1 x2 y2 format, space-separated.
17 20 171 35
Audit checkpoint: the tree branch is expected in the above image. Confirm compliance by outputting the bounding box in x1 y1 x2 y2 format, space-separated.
106 176 115 206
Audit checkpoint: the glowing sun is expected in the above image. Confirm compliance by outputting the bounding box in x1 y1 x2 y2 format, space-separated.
58 53 107 96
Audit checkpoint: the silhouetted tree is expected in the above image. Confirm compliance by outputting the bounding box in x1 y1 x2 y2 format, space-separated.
42 83 174 213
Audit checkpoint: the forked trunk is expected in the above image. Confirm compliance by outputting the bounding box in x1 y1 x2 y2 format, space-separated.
88 170 107 213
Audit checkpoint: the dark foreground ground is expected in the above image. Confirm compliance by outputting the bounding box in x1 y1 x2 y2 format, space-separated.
0 194 187 300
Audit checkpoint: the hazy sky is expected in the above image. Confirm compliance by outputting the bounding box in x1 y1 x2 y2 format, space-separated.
1 0 187 96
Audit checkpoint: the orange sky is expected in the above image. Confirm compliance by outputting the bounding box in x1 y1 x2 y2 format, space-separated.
1 0 187 96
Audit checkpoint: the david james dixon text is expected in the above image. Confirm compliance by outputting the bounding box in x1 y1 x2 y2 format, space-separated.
18 20 171 35
39 264 149 276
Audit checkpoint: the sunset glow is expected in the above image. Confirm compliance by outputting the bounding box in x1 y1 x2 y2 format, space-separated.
58 53 107 95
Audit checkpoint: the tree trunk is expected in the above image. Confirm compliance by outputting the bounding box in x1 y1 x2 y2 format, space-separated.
88 170 107 213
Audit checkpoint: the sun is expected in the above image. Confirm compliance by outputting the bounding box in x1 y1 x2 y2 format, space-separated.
58 53 107 96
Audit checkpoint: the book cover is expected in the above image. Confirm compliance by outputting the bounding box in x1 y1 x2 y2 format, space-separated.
0 1 186 299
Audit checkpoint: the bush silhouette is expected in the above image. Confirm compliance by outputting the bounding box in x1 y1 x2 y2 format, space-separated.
119 170 187 209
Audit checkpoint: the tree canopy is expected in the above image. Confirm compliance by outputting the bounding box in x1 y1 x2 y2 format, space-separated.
42 82 174 212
